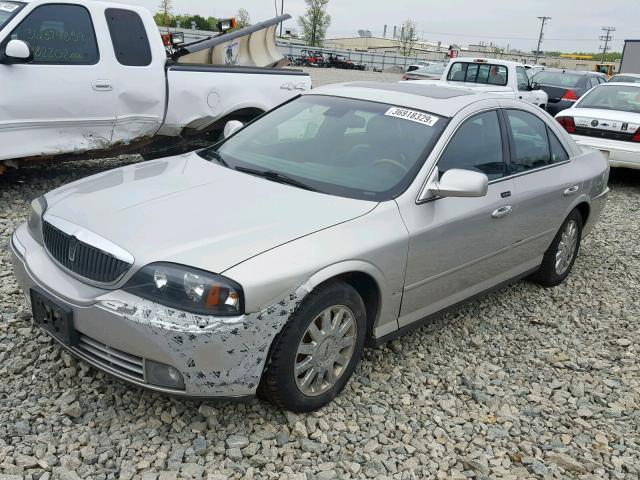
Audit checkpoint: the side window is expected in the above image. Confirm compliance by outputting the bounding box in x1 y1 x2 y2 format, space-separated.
588 77 599 89
548 128 569 163
6 4 98 64
506 110 551 172
105 9 151 67
516 66 530 91
438 111 506 180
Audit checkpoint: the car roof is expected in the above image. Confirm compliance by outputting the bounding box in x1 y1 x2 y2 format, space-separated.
306 82 496 117
596 81 640 88
449 57 522 67
534 69 601 76
611 73 640 78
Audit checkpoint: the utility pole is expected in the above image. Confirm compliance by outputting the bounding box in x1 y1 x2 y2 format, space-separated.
534 16 551 65
279 0 284 37
599 26 615 63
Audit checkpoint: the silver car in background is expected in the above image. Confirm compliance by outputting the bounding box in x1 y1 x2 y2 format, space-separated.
11 82 609 411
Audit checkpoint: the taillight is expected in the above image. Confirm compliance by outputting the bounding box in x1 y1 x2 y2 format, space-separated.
561 89 578 102
632 128 640 142
556 116 576 134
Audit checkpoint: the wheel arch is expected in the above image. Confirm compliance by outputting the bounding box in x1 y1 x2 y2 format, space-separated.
305 261 387 345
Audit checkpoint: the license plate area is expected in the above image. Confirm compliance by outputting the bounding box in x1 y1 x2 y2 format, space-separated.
30 287 77 346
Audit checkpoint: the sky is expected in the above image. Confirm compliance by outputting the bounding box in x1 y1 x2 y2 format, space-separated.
116 0 637 53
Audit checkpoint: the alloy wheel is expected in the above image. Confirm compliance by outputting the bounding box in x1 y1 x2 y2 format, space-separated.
555 219 579 275
294 305 357 396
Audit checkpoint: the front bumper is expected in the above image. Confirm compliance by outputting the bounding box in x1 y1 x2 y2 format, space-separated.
10 223 302 398
572 135 640 169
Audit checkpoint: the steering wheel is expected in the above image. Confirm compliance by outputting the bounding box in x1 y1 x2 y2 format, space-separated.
373 158 409 174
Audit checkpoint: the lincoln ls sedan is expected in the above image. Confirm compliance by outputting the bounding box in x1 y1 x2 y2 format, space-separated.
11 82 609 412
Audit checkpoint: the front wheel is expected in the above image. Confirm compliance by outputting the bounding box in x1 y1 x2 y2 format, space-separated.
258 280 366 412
531 209 583 287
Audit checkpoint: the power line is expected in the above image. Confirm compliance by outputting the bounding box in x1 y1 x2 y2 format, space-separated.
534 16 551 64
599 26 615 62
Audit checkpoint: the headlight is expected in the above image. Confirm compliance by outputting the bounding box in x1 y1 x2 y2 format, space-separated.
124 263 243 316
27 196 47 245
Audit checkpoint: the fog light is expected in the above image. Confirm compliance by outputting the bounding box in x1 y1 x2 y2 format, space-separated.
145 359 185 390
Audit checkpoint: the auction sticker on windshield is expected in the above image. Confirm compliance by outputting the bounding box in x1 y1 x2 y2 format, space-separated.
0 2 19 12
385 107 439 127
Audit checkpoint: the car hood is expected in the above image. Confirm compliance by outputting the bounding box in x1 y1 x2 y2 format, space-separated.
43 153 377 274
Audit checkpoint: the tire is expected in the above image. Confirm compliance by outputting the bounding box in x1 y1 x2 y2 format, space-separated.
530 209 583 287
258 280 366 412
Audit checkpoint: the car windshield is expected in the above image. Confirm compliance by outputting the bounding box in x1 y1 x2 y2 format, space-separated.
0 1 24 29
609 75 640 84
577 85 640 113
199 95 448 201
532 71 582 87
418 64 445 75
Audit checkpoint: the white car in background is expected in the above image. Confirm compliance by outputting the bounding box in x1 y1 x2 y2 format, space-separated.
402 63 446 81
431 58 548 108
555 82 640 169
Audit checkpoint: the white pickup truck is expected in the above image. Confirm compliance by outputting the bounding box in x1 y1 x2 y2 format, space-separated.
0 0 311 168
432 57 548 108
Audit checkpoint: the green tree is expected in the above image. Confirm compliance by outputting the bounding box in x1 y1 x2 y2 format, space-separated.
235 8 251 29
399 18 418 56
157 0 172 27
298 0 331 47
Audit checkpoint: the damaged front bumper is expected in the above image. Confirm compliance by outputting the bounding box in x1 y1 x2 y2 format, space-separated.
10 223 304 398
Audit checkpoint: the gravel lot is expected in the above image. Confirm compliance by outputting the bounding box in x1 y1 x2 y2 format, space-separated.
0 67 639 480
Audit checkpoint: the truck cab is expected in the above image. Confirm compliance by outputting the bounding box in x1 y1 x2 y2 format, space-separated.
0 0 311 167
437 57 548 108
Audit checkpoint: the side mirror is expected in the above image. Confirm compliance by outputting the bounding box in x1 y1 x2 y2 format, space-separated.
2 39 32 64
223 120 243 138
427 169 488 198
530 82 541 90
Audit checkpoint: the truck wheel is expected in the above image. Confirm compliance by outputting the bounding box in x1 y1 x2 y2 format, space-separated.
258 280 366 412
530 209 582 287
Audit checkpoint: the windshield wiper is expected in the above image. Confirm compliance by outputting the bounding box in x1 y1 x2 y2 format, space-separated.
205 150 228 167
234 166 319 192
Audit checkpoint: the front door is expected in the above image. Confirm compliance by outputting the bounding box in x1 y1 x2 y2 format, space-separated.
398 110 520 327
0 3 116 161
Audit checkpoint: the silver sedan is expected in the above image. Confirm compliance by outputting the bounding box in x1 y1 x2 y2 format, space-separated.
11 82 609 411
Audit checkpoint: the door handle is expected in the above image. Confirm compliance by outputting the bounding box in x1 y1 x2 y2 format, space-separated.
563 185 579 196
92 80 112 91
492 205 513 218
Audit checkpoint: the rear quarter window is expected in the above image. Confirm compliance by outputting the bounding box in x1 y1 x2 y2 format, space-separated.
105 8 151 66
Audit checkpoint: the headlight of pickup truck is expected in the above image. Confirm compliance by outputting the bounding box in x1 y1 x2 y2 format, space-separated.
27 196 47 245
124 263 243 316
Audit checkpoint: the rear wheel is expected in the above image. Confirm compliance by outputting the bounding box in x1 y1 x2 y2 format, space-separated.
258 280 366 412
531 209 582 287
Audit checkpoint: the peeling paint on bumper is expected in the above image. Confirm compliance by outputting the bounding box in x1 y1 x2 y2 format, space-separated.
11 225 311 397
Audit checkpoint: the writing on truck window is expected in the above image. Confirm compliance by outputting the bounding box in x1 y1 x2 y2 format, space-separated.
7 4 98 64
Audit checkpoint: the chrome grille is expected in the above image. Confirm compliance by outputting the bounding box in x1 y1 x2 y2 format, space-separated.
42 221 130 283
76 335 144 380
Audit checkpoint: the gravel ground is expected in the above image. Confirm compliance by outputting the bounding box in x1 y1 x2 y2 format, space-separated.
1 76 639 479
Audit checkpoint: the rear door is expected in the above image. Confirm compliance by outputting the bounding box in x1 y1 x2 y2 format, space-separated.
0 3 116 160
398 110 519 326
504 109 579 265
103 8 165 144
